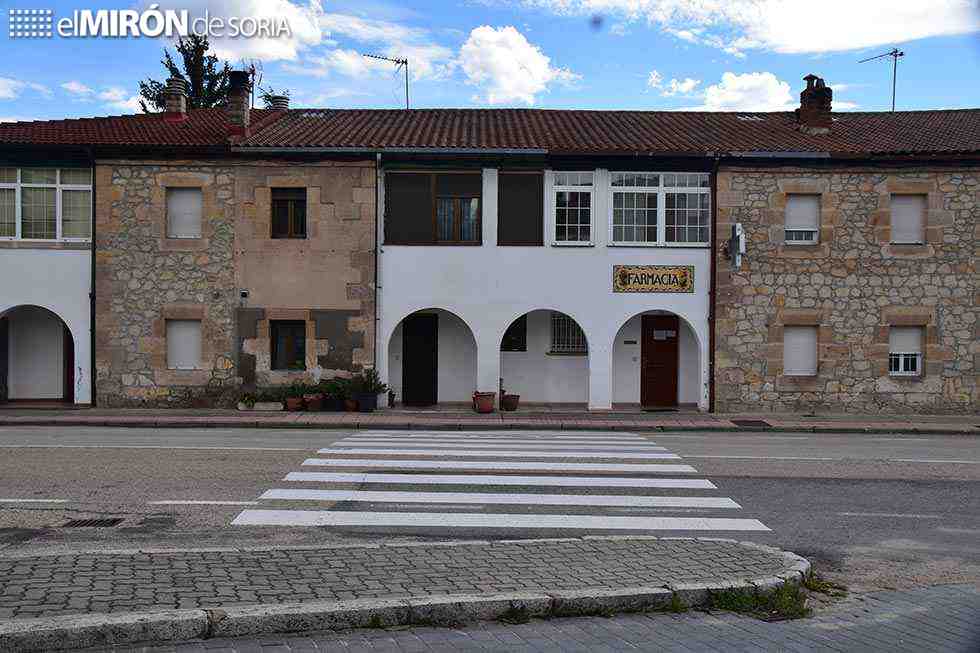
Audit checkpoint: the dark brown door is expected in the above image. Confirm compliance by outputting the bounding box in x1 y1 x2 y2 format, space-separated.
641 315 679 407
0 318 8 403
402 313 438 406
62 324 74 404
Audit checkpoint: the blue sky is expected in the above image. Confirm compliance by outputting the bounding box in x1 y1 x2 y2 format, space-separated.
2 0 979 122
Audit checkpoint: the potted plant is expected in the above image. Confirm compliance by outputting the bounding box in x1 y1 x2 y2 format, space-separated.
500 392 520 411
284 382 305 411
351 368 388 413
472 391 496 413
303 383 324 411
319 378 346 412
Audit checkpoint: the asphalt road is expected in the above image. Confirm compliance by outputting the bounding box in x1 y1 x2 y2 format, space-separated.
0 426 977 593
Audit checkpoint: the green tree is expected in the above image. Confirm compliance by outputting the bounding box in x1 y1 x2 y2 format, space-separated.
258 87 291 109
138 35 231 112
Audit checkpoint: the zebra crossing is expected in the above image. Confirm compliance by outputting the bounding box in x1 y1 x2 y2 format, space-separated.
232 430 770 534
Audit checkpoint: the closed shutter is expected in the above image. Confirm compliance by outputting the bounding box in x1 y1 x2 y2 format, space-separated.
783 326 817 376
166 188 203 239
166 320 202 370
785 195 820 230
498 172 544 245
890 194 925 244
889 327 922 354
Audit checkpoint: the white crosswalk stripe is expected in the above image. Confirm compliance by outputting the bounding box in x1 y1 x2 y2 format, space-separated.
234 430 770 534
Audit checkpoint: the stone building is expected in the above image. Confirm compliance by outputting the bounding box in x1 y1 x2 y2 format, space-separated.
0 73 975 413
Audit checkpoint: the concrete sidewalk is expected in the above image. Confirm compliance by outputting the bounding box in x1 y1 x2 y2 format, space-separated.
0 407 976 434
0 537 808 651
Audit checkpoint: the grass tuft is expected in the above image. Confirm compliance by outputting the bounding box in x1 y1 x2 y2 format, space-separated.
708 583 810 621
803 572 848 597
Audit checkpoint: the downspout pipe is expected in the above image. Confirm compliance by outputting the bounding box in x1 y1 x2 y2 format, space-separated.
708 155 719 413
373 152 381 379
89 149 97 407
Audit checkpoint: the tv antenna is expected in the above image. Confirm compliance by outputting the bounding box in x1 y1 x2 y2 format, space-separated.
363 53 409 109
858 48 904 111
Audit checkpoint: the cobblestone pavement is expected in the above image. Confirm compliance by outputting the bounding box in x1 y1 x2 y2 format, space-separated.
0 538 789 620
95 584 980 653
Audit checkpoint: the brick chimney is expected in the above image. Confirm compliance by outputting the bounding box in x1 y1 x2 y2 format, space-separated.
226 70 251 137
796 74 833 134
267 94 289 110
163 77 187 121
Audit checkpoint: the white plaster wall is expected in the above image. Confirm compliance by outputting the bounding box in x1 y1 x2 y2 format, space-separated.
612 314 699 405
377 168 711 410
0 249 91 404
7 307 64 398
500 310 589 404
387 309 477 404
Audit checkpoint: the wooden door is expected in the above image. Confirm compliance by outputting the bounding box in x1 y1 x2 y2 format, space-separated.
401 313 438 406
641 315 679 407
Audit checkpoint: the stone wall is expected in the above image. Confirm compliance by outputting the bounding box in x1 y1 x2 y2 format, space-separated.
95 159 376 406
714 166 977 414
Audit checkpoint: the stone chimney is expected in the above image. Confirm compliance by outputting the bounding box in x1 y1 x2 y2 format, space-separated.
267 94 290 110
796 74 833 134
163 77 187 121
226 70 251 137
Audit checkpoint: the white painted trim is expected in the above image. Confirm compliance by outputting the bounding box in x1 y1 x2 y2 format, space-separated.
318 448 680 459
302 458 698 473
330 442 667 451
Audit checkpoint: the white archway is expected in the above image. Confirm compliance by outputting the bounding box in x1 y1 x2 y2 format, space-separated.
387 307 477 406
0 304 76 403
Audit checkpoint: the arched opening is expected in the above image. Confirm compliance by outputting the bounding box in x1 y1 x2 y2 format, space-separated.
612 310 700 410
499 309 589 407
387 308 476 407
0 305 75 405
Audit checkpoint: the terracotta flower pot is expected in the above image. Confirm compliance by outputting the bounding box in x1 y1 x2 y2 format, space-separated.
303 393 324 412
472 391 496 414
285 397 304 411
500 394 520 411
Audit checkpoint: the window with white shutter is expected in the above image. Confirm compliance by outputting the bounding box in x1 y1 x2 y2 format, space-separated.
784 194 820 244
166 320 202 370
890 194 926 244
783 326 817 376
889 326 923 377
166 188 203 239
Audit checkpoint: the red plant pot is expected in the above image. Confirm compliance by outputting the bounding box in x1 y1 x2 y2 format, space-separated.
285 397 304 411
472 392 496 414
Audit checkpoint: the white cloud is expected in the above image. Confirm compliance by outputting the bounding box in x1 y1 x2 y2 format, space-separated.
662 77 701 96
62 81 94 96
145 0 325 61
459 25 578 105
686 72 794 111
647 70 663 88
525 0 980 54
0 77 51 100
98 87 142 113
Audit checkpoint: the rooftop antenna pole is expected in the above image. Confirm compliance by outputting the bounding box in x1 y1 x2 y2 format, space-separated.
362 53 409 109
858 48 904 111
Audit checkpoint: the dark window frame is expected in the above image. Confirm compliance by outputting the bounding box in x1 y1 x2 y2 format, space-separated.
271 188 307 239
270 320 307 371
497 171 544 246
385 171 482 245
501 315 528 352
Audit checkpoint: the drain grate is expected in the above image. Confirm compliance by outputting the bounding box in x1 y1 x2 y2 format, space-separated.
61 518 124 528
731 419 771 429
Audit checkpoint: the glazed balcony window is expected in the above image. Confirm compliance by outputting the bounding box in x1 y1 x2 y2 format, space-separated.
385 171 482 245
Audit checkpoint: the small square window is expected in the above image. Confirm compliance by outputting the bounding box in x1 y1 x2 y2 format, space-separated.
271 320 307 370
166 320 202 370
890 194 926 244
501 315 527 352
783 326 817 376
785 194 820 244
166 188 203 239
889 326 923 377
271 188 307 239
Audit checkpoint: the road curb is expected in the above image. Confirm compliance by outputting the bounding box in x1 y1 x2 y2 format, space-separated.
0 416 975 435
0 539 810 652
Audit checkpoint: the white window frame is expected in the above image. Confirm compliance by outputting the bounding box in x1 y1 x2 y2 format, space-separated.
551 171 594 246
549 312 588 354
888 326 923 378
0 167 93 243
784 194 820 245
607 171 710 247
